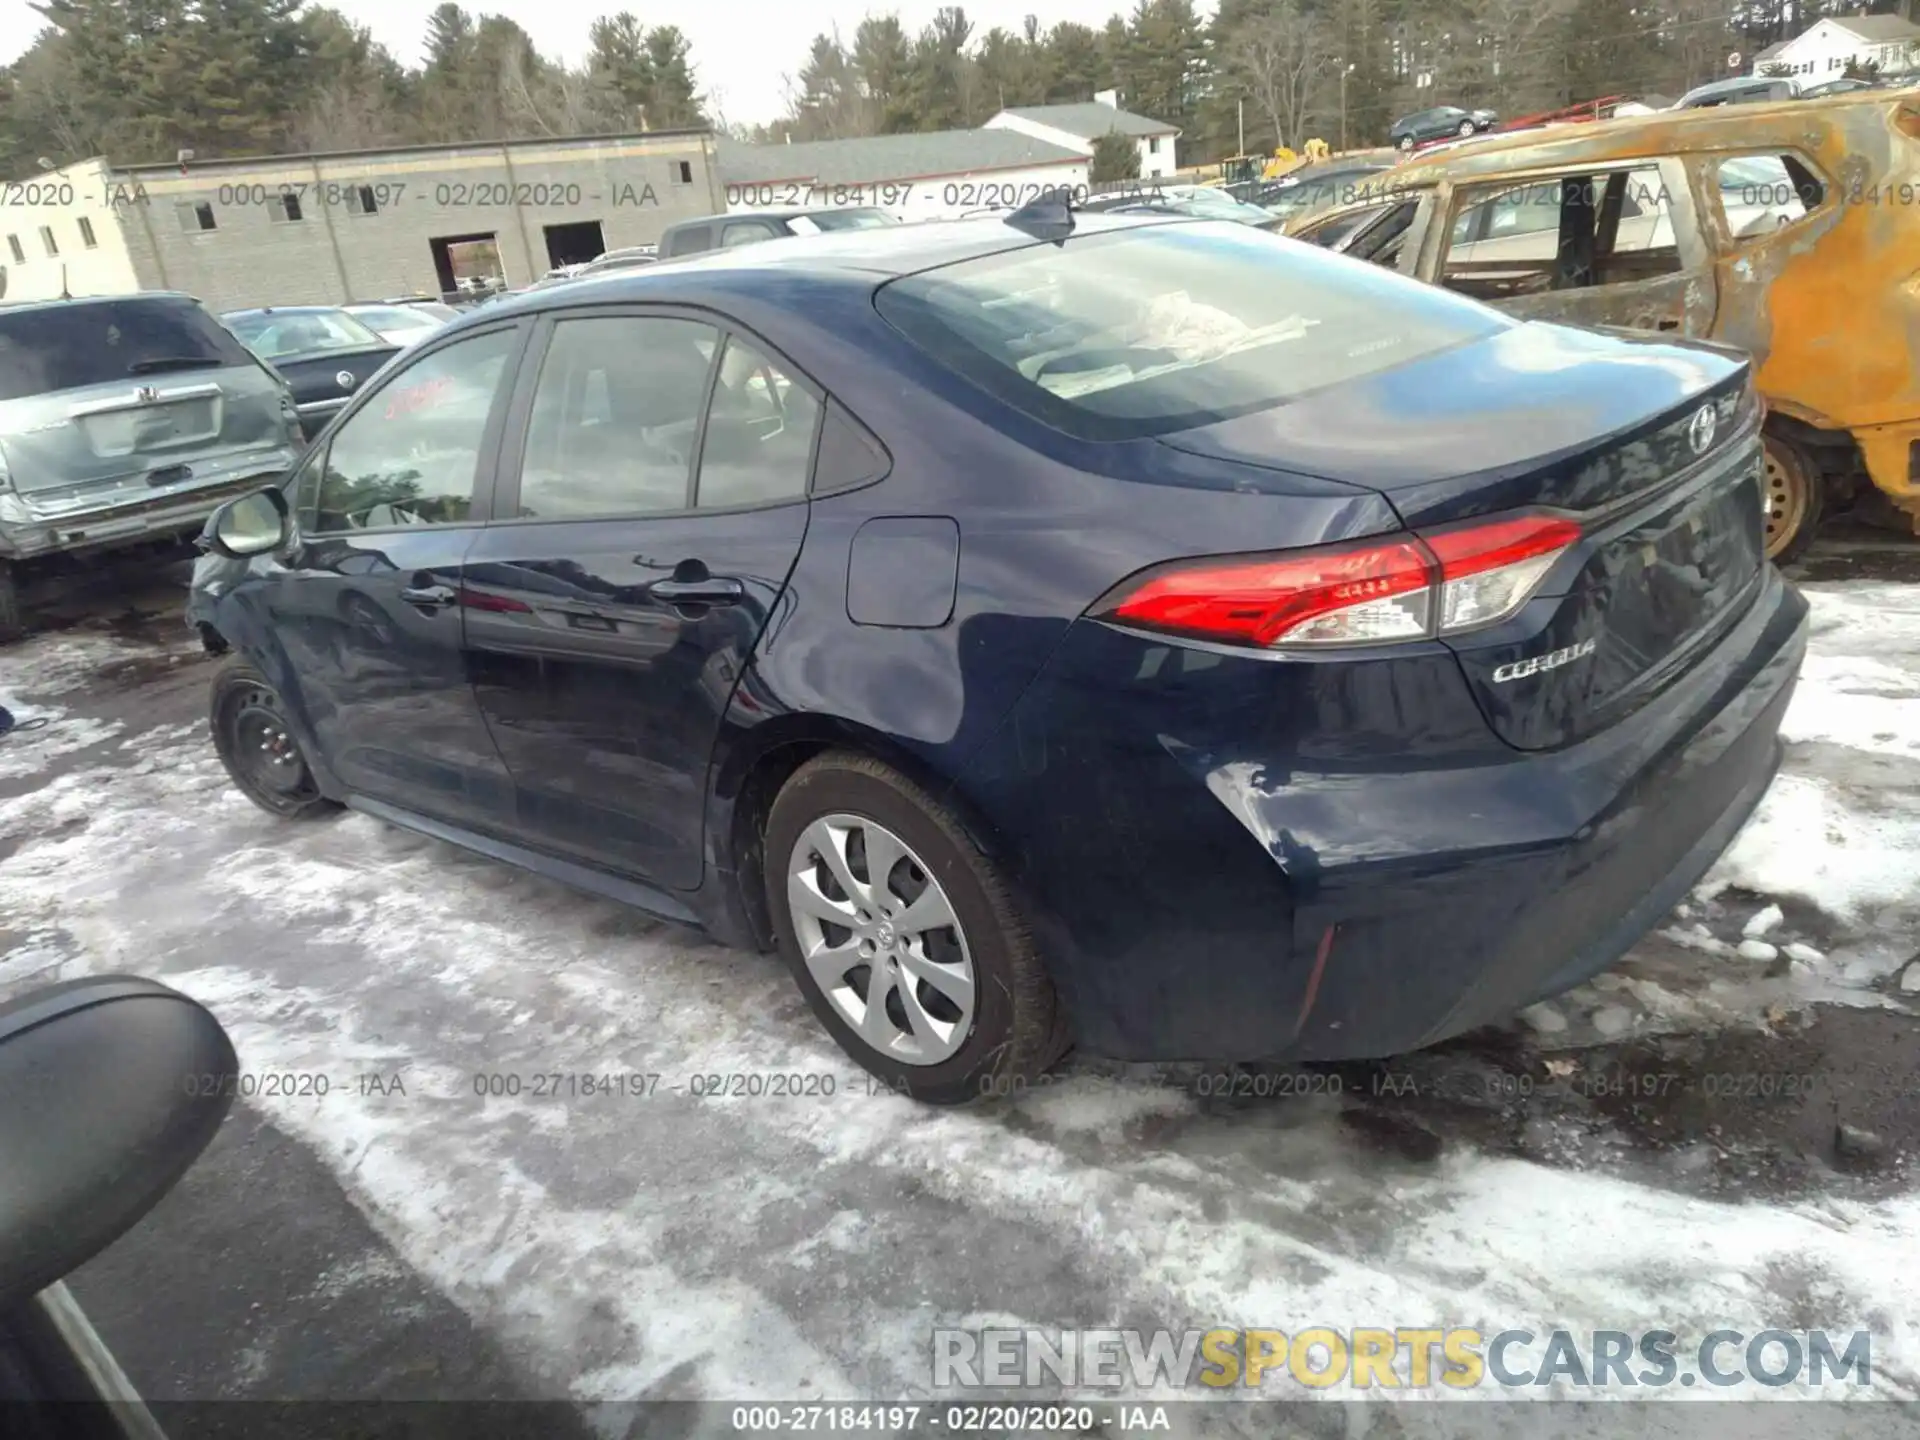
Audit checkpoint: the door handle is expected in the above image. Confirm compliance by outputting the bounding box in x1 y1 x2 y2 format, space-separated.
648 577 745 606
1656 318 1681 331
399 582 458 608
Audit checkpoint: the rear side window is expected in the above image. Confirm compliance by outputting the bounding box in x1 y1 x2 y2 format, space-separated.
875 222 1506 441
1715 153 1826 239
517 315 718 518
0 297 258 402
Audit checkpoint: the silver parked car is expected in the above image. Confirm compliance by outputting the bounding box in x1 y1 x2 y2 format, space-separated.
0 293 304 641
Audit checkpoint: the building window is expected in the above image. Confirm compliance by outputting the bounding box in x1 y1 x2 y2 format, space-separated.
1148 136 1160 154
269 191 305 223
176 201 217 232
39 226 57 257
674 160 693 184
345 184 378 216
77 217 97 248
7 234 24 264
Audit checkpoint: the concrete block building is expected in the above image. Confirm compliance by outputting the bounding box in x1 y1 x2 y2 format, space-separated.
1 130 723 311
717 128 1091 223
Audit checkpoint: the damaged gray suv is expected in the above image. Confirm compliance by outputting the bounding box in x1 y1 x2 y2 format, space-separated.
0 293 305 640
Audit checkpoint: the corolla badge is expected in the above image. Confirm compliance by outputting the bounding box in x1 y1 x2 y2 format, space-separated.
336 370 358 390
1492 637 1597 684
1687 403 1717 457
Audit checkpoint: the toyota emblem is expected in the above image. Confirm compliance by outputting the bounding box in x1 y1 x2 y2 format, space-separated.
336 370 358 390
1687 404 1717 457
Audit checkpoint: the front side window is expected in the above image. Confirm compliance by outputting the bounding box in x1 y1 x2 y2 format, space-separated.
876 222 1506 441
516 316 718 519
300 328 516 533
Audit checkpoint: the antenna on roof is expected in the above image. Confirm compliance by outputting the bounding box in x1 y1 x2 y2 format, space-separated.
1003 187 1074 243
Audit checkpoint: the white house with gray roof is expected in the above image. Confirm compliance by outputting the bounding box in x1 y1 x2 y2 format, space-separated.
717 128 1090 224
1750 13 1920 81
985 91 1180 179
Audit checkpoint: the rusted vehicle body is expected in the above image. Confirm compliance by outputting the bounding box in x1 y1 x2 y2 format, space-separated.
1284 93 1920 559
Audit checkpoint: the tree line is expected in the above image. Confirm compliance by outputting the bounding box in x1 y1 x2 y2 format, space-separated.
0 0 702 174
765 0 1916 157
2 0 1912 178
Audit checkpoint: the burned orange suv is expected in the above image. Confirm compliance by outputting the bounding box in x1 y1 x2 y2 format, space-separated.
1285 92 1920 560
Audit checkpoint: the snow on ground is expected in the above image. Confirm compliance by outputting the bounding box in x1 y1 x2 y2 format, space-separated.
2 577 1918 1427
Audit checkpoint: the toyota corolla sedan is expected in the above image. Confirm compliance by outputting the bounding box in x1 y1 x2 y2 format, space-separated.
189 210 1807 1103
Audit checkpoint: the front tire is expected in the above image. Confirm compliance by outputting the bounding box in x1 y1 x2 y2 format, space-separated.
1398 134 1416 152
1458 119 1477 137
764 753 1065 1104
210 658 339 820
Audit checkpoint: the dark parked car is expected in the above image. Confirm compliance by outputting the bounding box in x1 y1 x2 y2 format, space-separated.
1391 104 1499 150
0 293 303 641
657 206 897 259
190 212 1807 1103
220 307 400 439
1254 161 1396 223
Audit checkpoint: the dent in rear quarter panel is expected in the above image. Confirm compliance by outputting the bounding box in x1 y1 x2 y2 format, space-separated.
702 272 1399 815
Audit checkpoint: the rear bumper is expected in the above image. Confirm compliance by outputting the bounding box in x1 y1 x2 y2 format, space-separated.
0 458 294 563
953 566 1809 1063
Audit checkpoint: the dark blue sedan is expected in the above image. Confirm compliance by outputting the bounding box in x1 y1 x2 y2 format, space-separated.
190 211 1807 1103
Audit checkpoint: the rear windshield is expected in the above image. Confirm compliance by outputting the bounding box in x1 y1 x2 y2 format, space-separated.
874 221 1508 440
223 309 385 359
0 296 257 402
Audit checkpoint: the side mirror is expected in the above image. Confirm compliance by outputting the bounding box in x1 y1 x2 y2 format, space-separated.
205 485 290 559
0 977 237 1306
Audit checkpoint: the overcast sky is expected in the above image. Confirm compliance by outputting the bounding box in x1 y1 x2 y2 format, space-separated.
0 0 1171 127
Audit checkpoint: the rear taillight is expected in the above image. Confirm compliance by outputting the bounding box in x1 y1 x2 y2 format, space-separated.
1099 513 1581 650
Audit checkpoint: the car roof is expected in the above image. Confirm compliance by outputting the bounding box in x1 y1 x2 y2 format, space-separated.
0 291 202 317
477 211 1185 319
1390 91 1909 182
221 305 349 319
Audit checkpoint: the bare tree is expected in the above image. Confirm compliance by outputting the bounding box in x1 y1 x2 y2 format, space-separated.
1222 1 1333 151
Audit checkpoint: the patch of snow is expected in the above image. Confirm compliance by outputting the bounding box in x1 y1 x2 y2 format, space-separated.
1743 904 1784 938
1590 1005 1633 1038
1699 773 1920 923
1738 939 1779 962
1901 963 1920 995
1784 942 1825 965
0 702 126 781
1518 1003 1567 1034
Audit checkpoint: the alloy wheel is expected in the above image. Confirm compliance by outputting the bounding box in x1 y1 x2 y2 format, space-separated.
786 813 975 1066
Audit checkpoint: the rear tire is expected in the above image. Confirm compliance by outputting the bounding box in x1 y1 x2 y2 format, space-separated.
1762 433 1823 564
210 657 339 820
764 753 1066 1105
0 563 22 645
1398 134 1416 152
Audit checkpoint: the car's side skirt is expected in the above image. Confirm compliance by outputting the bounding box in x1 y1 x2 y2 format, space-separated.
345 795 703 927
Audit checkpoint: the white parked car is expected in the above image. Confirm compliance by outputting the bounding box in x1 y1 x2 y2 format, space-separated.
341 301 457 348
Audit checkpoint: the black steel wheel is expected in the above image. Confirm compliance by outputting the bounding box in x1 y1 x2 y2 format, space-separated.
210 658 339 820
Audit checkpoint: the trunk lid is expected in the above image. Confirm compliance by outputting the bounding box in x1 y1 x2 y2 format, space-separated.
1158 321 1766 750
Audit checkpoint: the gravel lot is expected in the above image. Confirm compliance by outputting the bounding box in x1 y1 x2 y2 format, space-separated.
2 532 1918 1435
